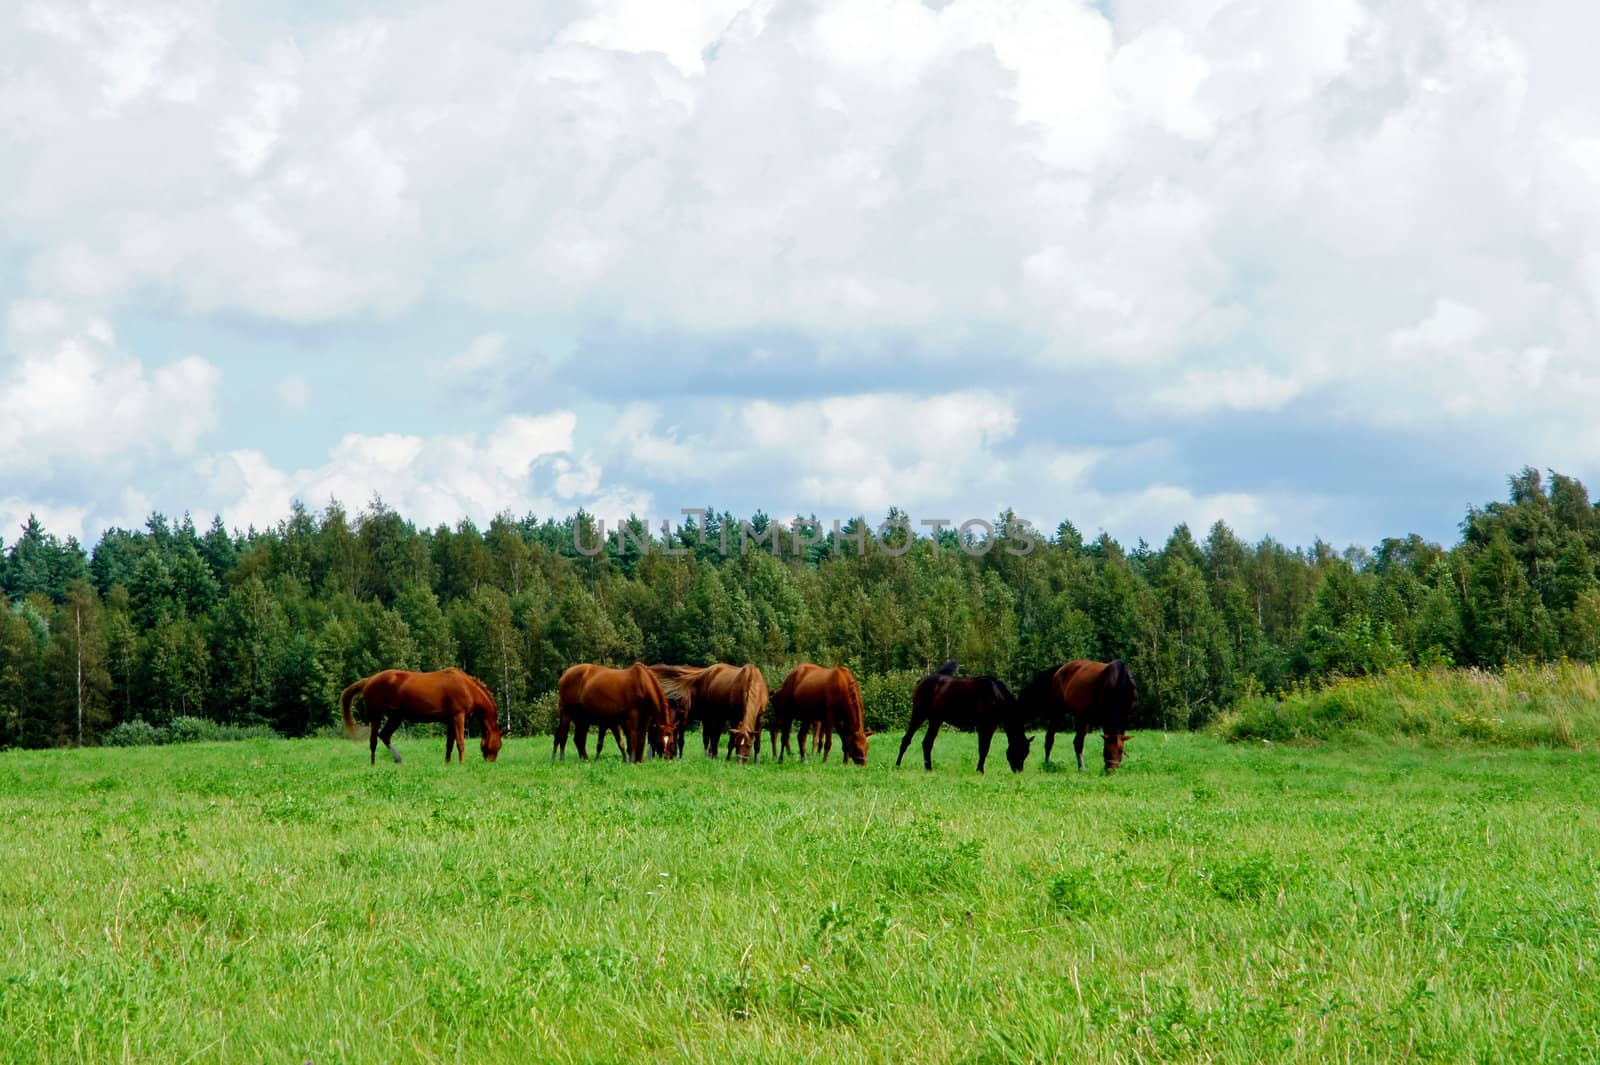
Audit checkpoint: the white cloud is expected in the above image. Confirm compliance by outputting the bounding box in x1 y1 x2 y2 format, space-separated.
1150 366 1304 416
7 1 1600 548
0 302 219 477
446 332 508 373
200 410 646 533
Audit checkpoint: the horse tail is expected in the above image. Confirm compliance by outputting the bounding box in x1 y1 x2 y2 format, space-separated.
340 677 370 738
738 664 768 731
652 664 705 707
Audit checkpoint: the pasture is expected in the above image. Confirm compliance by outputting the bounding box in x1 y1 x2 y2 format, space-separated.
1 733 1597 1063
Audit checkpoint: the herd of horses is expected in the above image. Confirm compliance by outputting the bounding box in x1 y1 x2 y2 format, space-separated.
340 657 1138 774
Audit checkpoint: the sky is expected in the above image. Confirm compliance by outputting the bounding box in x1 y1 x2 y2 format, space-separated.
2 0 1597 554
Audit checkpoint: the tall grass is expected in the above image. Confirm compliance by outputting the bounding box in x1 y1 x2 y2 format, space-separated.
1212 661 1600 748
2 733 1598 1062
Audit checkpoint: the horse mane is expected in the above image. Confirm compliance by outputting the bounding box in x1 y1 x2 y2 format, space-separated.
1103 659 1136 730
1017 664 1061 704
936 659 959 676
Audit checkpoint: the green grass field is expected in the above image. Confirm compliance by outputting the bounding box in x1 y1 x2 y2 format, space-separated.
2 730 1597 1064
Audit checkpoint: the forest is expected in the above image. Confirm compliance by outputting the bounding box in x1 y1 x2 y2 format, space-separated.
2 467 1595 749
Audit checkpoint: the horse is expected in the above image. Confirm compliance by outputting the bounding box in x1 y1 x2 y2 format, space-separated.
1017 659 1137 771
593 722 627 758
553 663 675 763
769 664 868 765
896 661 1030 773
651 663 768 762
340 667 503 765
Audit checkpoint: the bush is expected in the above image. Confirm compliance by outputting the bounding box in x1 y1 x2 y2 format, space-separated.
102 716 279 747
856 671 919 734
103 719 163 747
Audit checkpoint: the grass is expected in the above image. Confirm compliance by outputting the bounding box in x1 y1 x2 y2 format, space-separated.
1213 660 1600 748
2 730 1598 1063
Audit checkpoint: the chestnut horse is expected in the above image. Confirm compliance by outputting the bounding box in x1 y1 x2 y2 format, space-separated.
553 663 675 763
1017 659 1137 771
896 660 1030 773
769 664 869 765
341 667 503 765
652 663 769 762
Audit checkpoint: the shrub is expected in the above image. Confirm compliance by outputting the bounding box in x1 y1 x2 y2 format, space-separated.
103 719 163 747
1212 662 1600 748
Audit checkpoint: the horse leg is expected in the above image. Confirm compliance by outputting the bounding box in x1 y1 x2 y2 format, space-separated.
379 716 403 764
797 720 809 763
821 724 833 763
1044 727 1056 765
977 723 995 774
628 718 646 763
1074 726 1087 771
922 718 942 772
553 704 571 761
896 711 924 767
370 719 380 765
575 716 592 761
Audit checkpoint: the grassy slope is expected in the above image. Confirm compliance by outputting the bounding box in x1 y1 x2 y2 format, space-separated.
2 732 1597 1064
1214 662 1600 748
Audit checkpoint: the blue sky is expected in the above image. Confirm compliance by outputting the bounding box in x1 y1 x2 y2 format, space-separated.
2 0 1595 553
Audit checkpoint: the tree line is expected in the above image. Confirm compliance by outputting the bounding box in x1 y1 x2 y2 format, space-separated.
2 468 1594 748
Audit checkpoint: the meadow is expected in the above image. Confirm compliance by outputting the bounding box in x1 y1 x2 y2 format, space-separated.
2 730 1597 1064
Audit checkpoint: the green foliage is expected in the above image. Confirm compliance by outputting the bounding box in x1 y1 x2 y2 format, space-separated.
7 470 1600 745
1215 661 1600 748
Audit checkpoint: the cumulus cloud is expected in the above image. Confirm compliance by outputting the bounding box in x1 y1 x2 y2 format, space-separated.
0 300 219 480
4 0 1600 550
200 411 651 532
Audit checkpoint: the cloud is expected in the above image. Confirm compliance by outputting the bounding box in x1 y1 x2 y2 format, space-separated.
200 411 650 532
5 0 1600 551
1150 366 1304 417
0 300 219 479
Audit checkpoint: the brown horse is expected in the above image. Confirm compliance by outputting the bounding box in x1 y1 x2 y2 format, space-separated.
553 663 675 763
651 663 769 762
896 660 1030 773
769 664 868 765
1017 659 1137 771
341 667 503 765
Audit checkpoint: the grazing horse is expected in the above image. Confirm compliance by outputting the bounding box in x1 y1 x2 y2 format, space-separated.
553 663 675 763
652 663 769 762
341 667 503 765
1018 659 1137 771
896 661 1030 773
769 664 869 765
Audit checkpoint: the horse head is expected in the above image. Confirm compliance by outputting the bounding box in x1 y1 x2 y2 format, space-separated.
481 728 503 762
1005 732 1032 772
727 725 755 763
1103 731 1127 771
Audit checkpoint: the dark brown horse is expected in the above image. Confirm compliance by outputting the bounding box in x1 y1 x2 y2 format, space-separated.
553 663 675 763
652 663 769 762
769 664 869 765
896 660 1030 773
341 667 503 765
1017 659 1137 771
